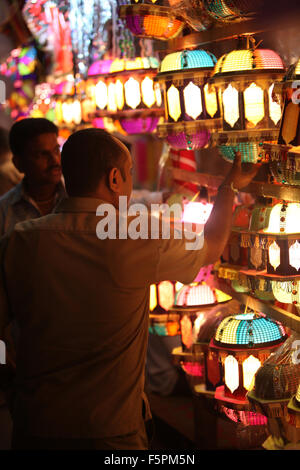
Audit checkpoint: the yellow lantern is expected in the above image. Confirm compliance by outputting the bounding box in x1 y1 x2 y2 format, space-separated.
156 49 221 150
211 312 287 403
211 46 285 163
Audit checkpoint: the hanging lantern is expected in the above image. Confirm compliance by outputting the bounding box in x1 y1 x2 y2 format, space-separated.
148 313 181 336
263 58 300 186
119 4 185 41
149 280 176 314
211 47 285 162
97 57 164 134
261 203 300 275
203 0 263 23
156 49 221 150
211 312 287 403
247 336 300 449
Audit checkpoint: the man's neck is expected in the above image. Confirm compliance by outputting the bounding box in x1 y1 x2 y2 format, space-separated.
23 179 58 202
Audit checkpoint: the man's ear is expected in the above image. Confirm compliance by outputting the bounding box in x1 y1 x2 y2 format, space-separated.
12 154 25 174
108 167 122 193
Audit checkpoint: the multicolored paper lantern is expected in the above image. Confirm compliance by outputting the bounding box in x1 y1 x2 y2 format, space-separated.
119 4 185 41
211 47 285 162
156 49 221 150
211 312 287 402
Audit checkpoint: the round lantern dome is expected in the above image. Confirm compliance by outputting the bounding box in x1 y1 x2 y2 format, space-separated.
87 59 113 77
264 203 300 234
213 49 284 78
156 49 221 150
213 312 287 348
175 284 216 307
158 50 217 75
119 4 185 41
109 56 160 74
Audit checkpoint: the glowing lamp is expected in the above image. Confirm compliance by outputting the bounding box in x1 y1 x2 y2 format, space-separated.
149 281 176 313
211 312 287 402
156 49 221 150
99 56 163 134
203 0 263 23
211 47 285 162
119 4 185 41
259 203 300 275
263 58 300 186
181 201 213 229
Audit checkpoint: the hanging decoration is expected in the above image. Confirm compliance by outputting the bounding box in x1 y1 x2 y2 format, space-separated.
211 311 287 403
263 58 300 186
211 42 285 163
247 335 300 449
118 2 185 41
156 49 221 150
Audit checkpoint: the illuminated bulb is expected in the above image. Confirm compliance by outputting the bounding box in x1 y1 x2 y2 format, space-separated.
289 241 300 271
95 80 108 110
183 82 202 120
115 79 125 110
149 284 157 311
265 204 300 234
167 85 181 122
269 241 281 271
141 76 156 108
244 83 264 127
124 77 141 109
204 83 218 118
72 100 82 125
242 355 261 391
158 281 174 311
269 84 282 126
224 355 239 394
223 84 239 128
154 83 162 107
107 83 117 112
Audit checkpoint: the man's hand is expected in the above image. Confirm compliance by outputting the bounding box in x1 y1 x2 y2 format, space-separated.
222 152 261 191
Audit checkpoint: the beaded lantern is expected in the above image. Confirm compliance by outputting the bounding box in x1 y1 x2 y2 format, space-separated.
263 58 300 186
210 312 287 402
211 46 285 162
119 3 185 41
247 336 300 447
98 56 164 134
156 49 221 150
203 0 263 23
53 79 88 127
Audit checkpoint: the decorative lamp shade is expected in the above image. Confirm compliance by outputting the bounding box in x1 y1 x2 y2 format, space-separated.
211 48 285 162
149 281 176 313
174 283 231 353
263 58 300 186
119 4 185 41
203 0 263 23
156 49 221 150
211 312 287 401
88 60 113 76
248 336 300 415
98 56 163 134
258 203 300 276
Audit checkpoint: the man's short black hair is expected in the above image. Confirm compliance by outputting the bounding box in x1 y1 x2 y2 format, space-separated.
61 128 127 197
9 118 58 156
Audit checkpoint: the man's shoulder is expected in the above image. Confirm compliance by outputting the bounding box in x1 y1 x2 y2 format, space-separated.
0 184 22 208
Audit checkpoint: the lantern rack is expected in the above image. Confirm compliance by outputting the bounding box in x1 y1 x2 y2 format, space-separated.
164 7 300 52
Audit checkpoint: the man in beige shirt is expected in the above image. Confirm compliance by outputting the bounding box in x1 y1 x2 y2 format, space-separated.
0 128 258 450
